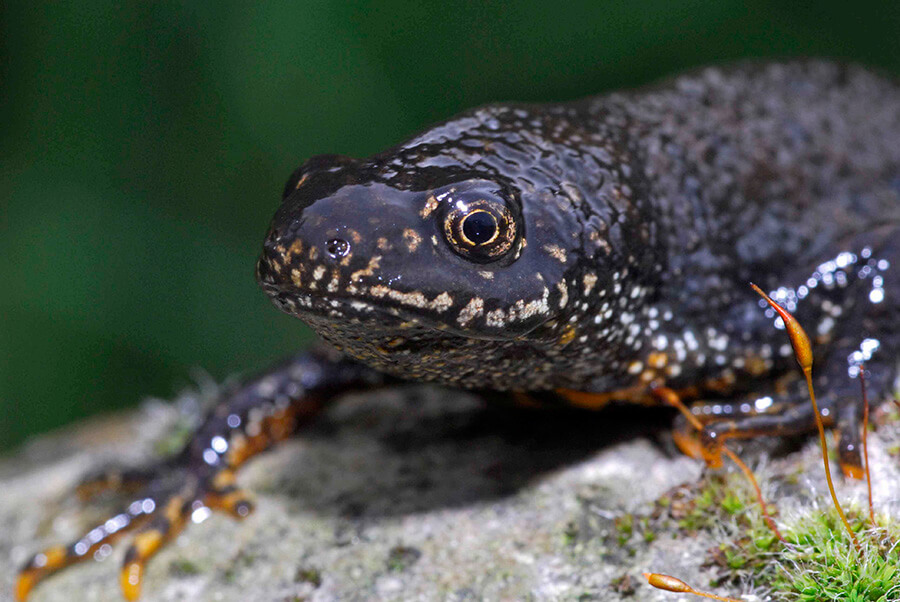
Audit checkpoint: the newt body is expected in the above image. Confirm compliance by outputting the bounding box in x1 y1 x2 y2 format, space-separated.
18 60 900 600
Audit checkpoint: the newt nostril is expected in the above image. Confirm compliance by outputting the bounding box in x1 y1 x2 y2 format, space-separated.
326 238 351 259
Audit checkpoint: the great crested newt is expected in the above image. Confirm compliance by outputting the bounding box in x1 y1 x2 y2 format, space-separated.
17 60 900 600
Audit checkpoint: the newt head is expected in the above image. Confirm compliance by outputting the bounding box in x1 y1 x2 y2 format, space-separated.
257 157 560 337
255 105 657 388
254 106 639 386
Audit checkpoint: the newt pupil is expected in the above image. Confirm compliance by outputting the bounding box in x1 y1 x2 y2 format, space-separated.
462 210 497 245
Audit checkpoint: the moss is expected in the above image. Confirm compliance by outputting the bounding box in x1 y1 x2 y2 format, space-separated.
387 545 422 572
294 567 322 587
562 521 579 547
169 558 202 577
654 474 751 534
766 510 900 601
152 418 195 457
701 494 900 601
720 490 745 515
640 518 657 543
614 514 634 546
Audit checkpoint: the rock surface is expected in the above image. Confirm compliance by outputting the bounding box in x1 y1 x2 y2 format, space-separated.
2 382 898 602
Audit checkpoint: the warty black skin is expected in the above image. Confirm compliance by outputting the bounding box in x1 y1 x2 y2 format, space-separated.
17 60 900 600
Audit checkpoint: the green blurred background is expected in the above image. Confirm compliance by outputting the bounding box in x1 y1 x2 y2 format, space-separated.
2 1 899 452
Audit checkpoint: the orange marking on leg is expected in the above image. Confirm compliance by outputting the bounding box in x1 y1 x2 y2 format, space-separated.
647 352 668 369
840 462 865 480
162 497 184 525
121 561 144 602
205 489 255 520
212 468 236 491
121 501 188 601
555 386 651 409
556 383 701 410
15 570 37 601
13 547 66 602
557 324 577 346
672 428 704 460
131 530 164 562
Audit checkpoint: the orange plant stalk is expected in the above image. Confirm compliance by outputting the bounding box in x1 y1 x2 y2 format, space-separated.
750 284 863 555
643 572 743 602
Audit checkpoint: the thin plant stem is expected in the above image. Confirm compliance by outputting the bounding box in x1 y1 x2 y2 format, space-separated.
751 283 863 556
643 573 743 602
860 365 875 526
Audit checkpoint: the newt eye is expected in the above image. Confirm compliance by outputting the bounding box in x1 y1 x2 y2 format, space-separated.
442 193 518 263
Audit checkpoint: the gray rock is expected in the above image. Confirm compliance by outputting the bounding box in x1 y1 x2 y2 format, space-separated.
2 382 898 602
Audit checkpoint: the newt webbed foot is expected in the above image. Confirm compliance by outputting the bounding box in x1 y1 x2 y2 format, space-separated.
17 461 254 601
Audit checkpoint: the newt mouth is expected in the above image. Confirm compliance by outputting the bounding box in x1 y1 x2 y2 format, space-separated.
260 283 516 342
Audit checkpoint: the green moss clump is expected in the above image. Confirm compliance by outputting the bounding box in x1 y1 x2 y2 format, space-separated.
768 510 900 601
614 514 634 546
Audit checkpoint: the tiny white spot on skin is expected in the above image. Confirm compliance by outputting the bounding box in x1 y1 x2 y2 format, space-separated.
313 265 326 281
486 308 507 327
350 255 382 283
327 272 340 292
583 272 598 295
478 270 495 280
543 244 567 263
403 228 422 252
350 301 375 312
557 281 569 308
432 291 453 312
457 297 485 326
420 195 439 218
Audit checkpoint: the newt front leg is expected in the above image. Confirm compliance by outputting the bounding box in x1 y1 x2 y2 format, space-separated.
16 348 383 601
